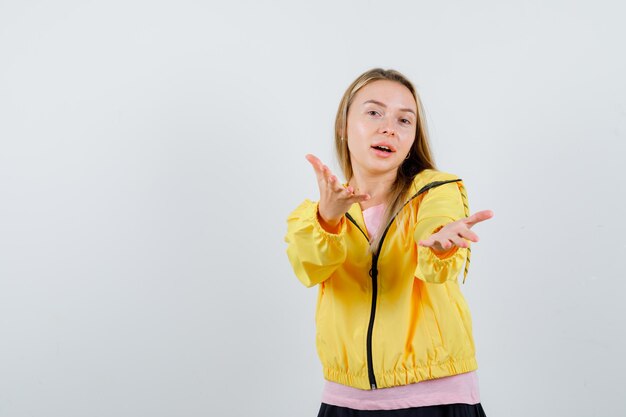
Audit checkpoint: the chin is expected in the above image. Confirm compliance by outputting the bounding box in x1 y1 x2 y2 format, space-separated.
367 163 402 175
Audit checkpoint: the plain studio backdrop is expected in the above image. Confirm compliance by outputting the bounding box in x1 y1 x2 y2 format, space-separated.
1 1 624 416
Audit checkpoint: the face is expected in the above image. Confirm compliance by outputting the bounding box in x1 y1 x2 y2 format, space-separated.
346 79 418 177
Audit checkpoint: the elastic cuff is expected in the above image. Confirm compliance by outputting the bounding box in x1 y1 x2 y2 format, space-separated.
415 244 468 284
311 202 346 240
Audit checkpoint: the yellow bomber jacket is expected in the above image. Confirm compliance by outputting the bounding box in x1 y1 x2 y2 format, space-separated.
284 169 478 390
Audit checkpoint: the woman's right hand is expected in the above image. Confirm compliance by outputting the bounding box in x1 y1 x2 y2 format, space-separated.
305 154 370 228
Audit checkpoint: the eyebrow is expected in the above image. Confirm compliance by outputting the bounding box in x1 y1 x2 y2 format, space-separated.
362 99 416 116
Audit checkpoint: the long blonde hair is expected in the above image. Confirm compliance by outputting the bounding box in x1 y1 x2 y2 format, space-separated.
334 68 436 252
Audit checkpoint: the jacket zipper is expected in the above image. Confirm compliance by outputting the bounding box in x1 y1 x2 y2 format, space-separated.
367 254 379 389
344 178 462 390
346 211 378 389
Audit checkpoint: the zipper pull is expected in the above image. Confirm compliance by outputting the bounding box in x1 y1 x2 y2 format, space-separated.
371 383 377 390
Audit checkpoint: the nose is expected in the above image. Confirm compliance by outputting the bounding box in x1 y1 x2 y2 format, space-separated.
379 117 396 136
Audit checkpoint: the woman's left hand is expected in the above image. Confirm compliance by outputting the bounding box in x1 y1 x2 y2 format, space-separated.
418 210 494 253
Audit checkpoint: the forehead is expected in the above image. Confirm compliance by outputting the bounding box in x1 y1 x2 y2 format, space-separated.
353 80 416 112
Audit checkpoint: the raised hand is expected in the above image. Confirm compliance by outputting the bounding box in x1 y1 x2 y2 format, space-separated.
418 210 494 253
305 154 371 228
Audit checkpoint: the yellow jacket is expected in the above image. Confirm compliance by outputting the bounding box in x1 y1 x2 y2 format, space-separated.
285 169 478 390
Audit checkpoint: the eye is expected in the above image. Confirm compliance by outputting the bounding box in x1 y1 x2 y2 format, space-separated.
367 110 381 116
400 118 412 125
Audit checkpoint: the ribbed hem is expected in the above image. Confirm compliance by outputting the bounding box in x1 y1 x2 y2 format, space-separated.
323 357 478 390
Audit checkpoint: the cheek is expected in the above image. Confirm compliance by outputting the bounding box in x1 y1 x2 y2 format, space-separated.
346 139 363 157
346 122 360 138
347 115 376 137
402 130 417 147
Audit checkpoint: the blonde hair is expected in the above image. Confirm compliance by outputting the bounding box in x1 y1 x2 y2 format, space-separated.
334 68 436 252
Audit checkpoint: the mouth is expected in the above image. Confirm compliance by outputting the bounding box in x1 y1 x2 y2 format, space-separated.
370 144 396 153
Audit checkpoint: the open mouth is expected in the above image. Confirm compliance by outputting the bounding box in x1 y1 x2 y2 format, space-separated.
371 145 394 153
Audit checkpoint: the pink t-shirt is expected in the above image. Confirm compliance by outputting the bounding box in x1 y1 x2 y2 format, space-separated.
320 203 481 411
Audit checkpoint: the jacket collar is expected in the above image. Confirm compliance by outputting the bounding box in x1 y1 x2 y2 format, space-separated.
345 168 459 227
344 169 431 236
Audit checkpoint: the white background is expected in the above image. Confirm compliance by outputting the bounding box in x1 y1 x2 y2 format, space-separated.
1 1 624 416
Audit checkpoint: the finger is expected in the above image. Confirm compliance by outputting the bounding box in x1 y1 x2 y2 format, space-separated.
458 228 479 243
448 235 469 248
323 166 345 195
328 175 346 193
305 153 323 170
321 164 332 182
319 164 337 191
322 164 339 180
305 154 325 182
327 173 338 185
464 210 495 228
346 193 370 204
418 236 436 247
340 185 355 197
439 239 454 250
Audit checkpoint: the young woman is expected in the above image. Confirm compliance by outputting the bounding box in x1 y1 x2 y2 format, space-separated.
285 68 494 416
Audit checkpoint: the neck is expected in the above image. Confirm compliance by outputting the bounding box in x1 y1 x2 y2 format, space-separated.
349 168 397 210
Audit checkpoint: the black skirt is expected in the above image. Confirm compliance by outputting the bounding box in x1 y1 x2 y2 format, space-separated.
317 402 487 417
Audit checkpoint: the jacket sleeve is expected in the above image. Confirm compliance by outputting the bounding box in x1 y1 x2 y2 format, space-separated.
413 180 470 284
284 199 348 288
